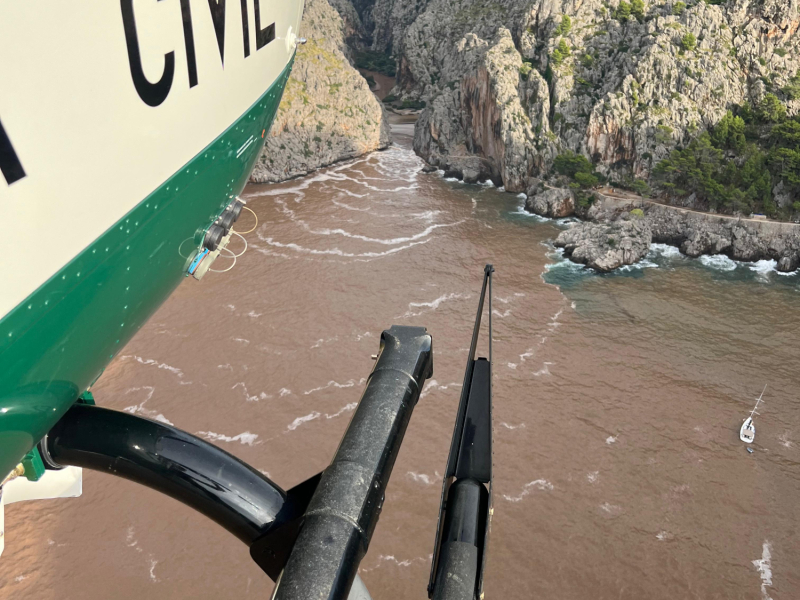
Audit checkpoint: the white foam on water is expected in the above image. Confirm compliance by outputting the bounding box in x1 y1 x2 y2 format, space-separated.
247 311 262 318
656 531 672 541
606 435 617 444
407 472 435 485
361 554 428 573
699 254 738 271
492 309 512 318
303 379 359 395
503 479 554 502
398 292 471 318
332 189 369 201
419 380 462 399
587 471 599 484
752 541 773 600
123 387 175 426
122 355 187 380
544 255 587 272
311 336 338 348
649 243 682 258
325 403 358 419
257 236 430 259
444 177 459 182
533 363 552 376
618 259 659 272
498 186 505 192
516 192 526 198
500 422 526 430
407 210 441 223
301 221 462 246
233 337 250 345
779 432 793 448
286 412 321 431
148 558 159 583
14 576 25 583
512 203 551 222
232 382 272 402
279 388 292 397
749 259 778 274
600 502 622 515
197 431 259 445
481 180 496 187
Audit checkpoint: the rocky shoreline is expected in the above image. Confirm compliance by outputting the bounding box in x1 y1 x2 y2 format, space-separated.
524 187 800 273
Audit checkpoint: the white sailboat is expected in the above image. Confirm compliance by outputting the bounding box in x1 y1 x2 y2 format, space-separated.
740 385 766 444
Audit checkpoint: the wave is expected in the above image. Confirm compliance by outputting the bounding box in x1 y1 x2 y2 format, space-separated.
197 431 259 445
649 243 682 258
699 254 738 271
286 412 321 431
752 541 773 600
301 221 462 245
511 203 550 222
257 236 429 259
398 293 471 318
503 479 554 502
749 259 778 274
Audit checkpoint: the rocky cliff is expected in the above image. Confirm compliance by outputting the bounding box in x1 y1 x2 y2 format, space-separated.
536 187 800 271
341 0 800 193
250 0 390 184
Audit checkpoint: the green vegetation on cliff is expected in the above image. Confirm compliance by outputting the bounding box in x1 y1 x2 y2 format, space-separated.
353 49 396 76
653 99 800 217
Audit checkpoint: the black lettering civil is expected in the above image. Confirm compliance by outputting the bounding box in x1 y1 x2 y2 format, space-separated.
0 118 26 186
122 0 276 107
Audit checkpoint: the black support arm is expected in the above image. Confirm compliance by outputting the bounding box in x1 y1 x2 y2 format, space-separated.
272 325 433 600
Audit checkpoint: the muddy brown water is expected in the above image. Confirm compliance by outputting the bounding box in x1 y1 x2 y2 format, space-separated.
2 119 800 599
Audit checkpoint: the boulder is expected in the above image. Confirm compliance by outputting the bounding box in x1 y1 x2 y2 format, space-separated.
524 187 575 219
555 218 653 272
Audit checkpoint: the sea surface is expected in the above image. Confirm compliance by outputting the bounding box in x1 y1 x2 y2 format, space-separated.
2 120 799 599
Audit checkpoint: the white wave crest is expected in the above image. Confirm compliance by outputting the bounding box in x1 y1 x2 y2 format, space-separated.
301 221 461 246
749 259 777 274
503 479 554 502
649 243 681 258
419 380 462 399
286 412 321 431
407 472 435 485
257 236 429 259
752 541 773 600
398 292 470 318
699 254 738 271
198 431 259 446
304 379 359 395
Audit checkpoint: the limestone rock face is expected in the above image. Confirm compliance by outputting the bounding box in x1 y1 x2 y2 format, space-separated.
352 0 800 187
251 0 390 184
644 203 800 269
555 218 653 272
525 186 575 218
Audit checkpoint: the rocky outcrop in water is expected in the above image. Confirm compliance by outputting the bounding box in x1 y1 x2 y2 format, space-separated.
343 0 800 190
645 203 800 270
541 193 800 271
525 183 575 218
555 217 652 272
250 0 390 184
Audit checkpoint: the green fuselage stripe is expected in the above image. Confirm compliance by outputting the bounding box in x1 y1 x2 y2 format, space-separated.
0 59 293 478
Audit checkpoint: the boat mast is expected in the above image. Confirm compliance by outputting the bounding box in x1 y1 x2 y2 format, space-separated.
750 384 767 419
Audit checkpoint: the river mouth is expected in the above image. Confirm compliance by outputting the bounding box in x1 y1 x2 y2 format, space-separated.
2 123 799 599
